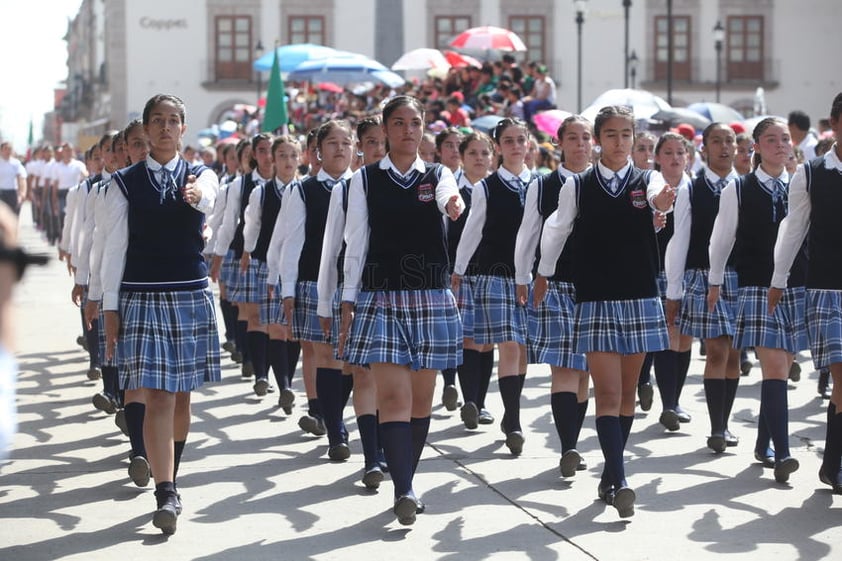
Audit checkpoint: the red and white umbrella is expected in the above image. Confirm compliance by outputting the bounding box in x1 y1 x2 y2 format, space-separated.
391 48 450 71
449 26 527 52
443 50 482 68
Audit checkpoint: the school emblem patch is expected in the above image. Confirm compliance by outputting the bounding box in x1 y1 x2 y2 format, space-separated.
630 188 648 209
417 183 434 203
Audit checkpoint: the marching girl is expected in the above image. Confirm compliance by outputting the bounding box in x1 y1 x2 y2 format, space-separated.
452 117 530 456
665 123 742 452
100 94 220 534
315 119 387 487
536 106 675 518
709 116 806 483
211 137 269 382
769 92 842 493
339 95 463 525
281 121 355 452
436 126 465 411
515 115 592 477
643 132 693 432
450 132 496 428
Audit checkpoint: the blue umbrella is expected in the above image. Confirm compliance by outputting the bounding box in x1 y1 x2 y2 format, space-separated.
687 102 744 123
253 43 340 72
288 54 405 87
470 114 505 134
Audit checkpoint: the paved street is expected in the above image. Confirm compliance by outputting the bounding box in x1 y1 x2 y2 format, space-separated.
0 205 838 561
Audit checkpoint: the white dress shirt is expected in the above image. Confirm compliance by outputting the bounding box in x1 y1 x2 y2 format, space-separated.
74 172 111 284
205 177 233 256
53 159 87 190
772 146 842 288
342 156 461 303
212 170 270 257
0 156 26 190
453 165 532 277
664 167 734 300
538 161 667 277
58 184 79 253
708 166 789 286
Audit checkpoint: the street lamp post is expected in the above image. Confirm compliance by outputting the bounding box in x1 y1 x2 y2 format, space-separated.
713 21 724 103
255 39 265 104
574 0 587 113
623 0 632 88
629 50 639 90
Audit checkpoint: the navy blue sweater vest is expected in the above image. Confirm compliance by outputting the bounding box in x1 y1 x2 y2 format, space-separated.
296 176 336 283
251 179 284 262
361 162 449 291
230 174 257 258
447 184 472 273
571 167 658 302
113 160 209 291
474 172 527 278
537 171 576 282
686 174 735 270
805 157 842 289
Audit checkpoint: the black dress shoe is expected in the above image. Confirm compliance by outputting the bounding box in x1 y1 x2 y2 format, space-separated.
460 402 479 429
774 457 799 483
707 434 727 453
153 490 179 535
754 448 775 468
328 442 351 461
253 378 270 396
723 429 739 447
362 466 383 489
741 359 753 376
598 481 615 505
298 415 326 436
659 410 680 431
477 408 495 424
674 405 692 423
818 466 842 494
394 494 419 526
441 384 459 411
559 449 581 477
505 431 524 456
613 487 636 518
638 383 654 412
788 361 801 382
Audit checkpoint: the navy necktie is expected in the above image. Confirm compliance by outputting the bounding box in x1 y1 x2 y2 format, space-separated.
158 167 177 204
770 178 786 222
714 177 728 195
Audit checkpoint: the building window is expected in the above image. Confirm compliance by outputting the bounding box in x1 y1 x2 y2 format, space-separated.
727 15 764 81
215 15 252 81
508 16 545 63
288 15 325 45
654 15 691 81
434 16 471 51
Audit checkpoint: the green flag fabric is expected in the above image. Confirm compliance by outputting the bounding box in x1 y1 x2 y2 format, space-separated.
262 49 288 133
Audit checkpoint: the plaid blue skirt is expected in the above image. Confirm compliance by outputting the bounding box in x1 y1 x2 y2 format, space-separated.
455 275 475 340
221 250 239 288
344 289 462 371
291 281 328 343
656 270 668 300
261 279 283 325
574 297 669 354
470 275 527 345
678 268 738 339
118 289 221 392
527 281 587 370
806 289 842 369
229 259 263 303
733 286 808 353
96 307 117 369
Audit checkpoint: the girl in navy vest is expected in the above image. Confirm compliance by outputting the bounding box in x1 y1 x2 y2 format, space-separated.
453 118 530 456
451 132 497 428
436 126 465 411
770 92 842 493
338 95 463 525
100 94 220 534
536 105 675 518
516 115 592 477
709 116 807 483
664 123 742 451
282 121 355 456
242 135 300 403
644 132 692 432
317 121 386 489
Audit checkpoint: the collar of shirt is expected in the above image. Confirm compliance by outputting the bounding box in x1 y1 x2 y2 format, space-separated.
458 173 477 190
497 165 531 184
316 168 353 184
822 144 842 172
378 154 427 176
145 155 179 173
755 166 789 186
557 164 590 183
702 164 737 185
597 160 630 182
251 170 271 185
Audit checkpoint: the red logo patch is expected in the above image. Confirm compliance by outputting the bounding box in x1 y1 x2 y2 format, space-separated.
417 183 434 203
630 188 648 209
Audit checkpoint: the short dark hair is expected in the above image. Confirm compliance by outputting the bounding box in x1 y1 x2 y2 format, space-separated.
787 110 810 132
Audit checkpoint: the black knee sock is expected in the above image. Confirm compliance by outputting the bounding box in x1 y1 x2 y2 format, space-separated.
236 320 250 361
380 421 413 498
654 350 678 410
760 379 790 459
639 353 653 386
173 440 186 484
124 402 146 458
551 391 579 453
675 350 692 405
286 341 301 385
704 378 726 434
316 367 345 446
307 398 322 419
101 366 119 398
619 414 634 448
755 405 771 454
575 399 589 444
457 349 480 404
724 377 740 429
478 350 494 409
357 414 379 470
220 299 235 342
441 367 456 387
267 339 289 390
596 416 626 489
410 416 431 474
498 376 523 432
342 373 354 408
247 331 268 379
824 402 842 474
85 316 100 368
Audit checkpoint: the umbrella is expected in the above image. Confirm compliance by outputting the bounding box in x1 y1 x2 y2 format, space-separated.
743 115 788 136
391 48 450 71
581 88 672 122
687 102 744 124
532 109 573 137
449 26 527 52
651 108 711 130
318 82 344 93
471 114 505 134
253 43 344 72
443 50 482 68
288 54 406 88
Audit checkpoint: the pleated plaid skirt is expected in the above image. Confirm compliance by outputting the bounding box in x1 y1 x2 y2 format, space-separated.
344 289 462 371
261 278 283 326
574 297 669 355
291 281 328 343
733 286 808 353
118 289 221 392
454 275 475 341
470 274 527 345
678 268 738 339
527 280 587 370
229 259 263 304
806 289 842 369
221 250 239 288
